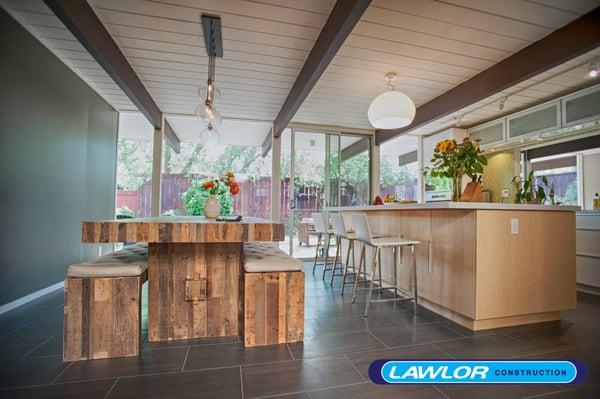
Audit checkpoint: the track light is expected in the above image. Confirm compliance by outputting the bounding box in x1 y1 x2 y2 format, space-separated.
589 63 598 78
498 96 508 110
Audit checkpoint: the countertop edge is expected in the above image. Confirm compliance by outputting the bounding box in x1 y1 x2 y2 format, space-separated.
327 202 580 212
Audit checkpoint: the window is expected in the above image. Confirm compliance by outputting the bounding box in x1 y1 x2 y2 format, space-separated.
530 155 578 205
380 135 419 200
160 118 272 218
115 113 153 218
340 136 370 206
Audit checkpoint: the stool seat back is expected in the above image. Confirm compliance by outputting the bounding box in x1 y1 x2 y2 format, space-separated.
352 214 373 244
312 212 328 234
330 213 348 237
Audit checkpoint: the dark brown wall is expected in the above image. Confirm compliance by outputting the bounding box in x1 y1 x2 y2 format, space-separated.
0 8 118 305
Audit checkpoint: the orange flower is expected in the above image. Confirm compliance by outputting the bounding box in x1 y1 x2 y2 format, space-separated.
226 171 235 178
229 182 240 195
203 180 214 190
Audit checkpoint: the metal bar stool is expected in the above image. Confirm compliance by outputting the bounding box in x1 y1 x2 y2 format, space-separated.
351 214 420 317
329 213 367 293
311 212 334 277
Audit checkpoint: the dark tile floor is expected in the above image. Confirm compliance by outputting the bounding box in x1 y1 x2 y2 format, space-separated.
1 264 600 398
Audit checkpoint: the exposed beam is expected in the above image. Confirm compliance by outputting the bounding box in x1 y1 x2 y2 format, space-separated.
272 0 371 137
261 129 273 157
341 137 369 162
44 0 162 128
163 121 181 154
376 7 600 145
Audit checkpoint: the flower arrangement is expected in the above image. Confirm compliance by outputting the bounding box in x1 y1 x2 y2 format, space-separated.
424 137 487 201
182 171 240 216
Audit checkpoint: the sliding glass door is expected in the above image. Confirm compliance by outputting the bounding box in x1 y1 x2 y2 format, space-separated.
282 129 370 258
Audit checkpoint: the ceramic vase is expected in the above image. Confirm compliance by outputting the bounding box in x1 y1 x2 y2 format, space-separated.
204 194 221 218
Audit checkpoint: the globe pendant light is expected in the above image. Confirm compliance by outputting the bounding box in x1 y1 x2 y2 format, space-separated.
368 73 415 129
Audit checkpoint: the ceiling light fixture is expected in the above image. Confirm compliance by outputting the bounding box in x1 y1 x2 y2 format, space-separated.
589 63 598 78
498 95 508 110
368 73 416 129
196 15 223 144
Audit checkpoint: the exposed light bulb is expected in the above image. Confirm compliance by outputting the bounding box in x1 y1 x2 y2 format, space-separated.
589 63 598 78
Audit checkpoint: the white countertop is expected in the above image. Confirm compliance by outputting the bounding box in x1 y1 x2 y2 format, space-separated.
328 202 580 212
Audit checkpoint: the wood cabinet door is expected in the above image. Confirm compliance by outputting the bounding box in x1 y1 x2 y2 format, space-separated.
430 210 476 318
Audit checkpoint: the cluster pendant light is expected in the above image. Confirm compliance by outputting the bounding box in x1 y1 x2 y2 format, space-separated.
195 15 223 145
368 73 416 129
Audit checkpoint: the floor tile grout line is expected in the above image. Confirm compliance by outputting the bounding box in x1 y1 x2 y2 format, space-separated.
367 330 389 349
432 384 451 399
50 361 73 384
103 377 119 399
343 353 367 382
181 346 190 372
501 331 543 351
249 381 367 399
431 342 456 359
239 365 245 399
286 343 295 360
21 335 55 359
0 321 33 341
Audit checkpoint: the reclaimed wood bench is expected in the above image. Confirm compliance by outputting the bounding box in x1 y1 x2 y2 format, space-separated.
63 244 148 362
243 243 304 347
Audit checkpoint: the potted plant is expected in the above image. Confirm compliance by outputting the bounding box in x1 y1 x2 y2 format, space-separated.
512 171 548 204
424 137 487 201
182 171 240 218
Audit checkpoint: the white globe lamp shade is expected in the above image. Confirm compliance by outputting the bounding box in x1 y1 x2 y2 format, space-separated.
368 90 416 129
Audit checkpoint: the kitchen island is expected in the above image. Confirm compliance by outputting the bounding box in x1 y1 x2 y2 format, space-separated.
329 202 578 330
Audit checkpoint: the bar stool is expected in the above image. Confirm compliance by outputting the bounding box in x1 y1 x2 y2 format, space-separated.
351 214 420 317
329 213 365 293
311 212 333 277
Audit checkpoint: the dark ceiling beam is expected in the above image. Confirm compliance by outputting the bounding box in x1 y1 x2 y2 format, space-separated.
44 0 163 128
272 0 372 137
341 138 370 162
261 129 273 157
163 121 181 154
376 6 600 145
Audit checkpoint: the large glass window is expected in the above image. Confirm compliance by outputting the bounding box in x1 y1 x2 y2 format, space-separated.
380 135 419 201
160 118 272 218
115 113 153 218
340 136 370 206
530 155 579 205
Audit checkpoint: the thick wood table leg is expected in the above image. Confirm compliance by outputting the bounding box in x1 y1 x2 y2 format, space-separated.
148 242 243 342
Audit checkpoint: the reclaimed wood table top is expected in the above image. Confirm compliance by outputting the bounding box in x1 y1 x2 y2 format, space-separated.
82 216 284 243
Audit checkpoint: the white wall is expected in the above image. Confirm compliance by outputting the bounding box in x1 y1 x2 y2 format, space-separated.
582 151 600 210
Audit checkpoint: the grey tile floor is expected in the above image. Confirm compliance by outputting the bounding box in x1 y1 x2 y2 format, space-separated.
1 264 599 398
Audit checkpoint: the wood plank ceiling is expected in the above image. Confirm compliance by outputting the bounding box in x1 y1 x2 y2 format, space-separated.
2 0 599 142
294 0 600 131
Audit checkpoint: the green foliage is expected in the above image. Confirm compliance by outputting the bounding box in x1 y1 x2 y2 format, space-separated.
182 179 233 216
116 205 135 218
340 153 369 190
117 139 153 190
424 138 487 182
511 171 549 204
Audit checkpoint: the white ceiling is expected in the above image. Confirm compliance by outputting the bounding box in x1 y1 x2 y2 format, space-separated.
2 0 600 145
294 0 600 130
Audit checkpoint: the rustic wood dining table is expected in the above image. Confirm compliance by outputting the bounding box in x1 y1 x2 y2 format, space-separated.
81 216 284 342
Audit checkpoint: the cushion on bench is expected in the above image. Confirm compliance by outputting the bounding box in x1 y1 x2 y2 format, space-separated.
243 242 302 273
68 245 148 278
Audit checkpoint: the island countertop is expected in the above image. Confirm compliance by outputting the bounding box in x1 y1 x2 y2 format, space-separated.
327 201 579 212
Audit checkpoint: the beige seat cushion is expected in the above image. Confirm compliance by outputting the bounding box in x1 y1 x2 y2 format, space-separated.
243 242 302 273
68 247 148 278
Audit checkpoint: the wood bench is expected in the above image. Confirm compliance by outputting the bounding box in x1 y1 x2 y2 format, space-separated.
63 244 148 362
243 243 304 347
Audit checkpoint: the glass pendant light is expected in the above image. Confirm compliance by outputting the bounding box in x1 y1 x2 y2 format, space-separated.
368 73 416 129
200 121 220 147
